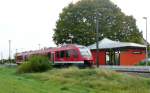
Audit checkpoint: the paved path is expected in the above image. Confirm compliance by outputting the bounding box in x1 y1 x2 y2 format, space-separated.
0 63 17 68
99 66 150 73
99 66 150 78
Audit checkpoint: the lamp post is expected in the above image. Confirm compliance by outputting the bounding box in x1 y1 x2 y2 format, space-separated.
143 17 148 66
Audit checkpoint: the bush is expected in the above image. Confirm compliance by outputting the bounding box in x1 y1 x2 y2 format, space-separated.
17 55 52 73
136 61 150 66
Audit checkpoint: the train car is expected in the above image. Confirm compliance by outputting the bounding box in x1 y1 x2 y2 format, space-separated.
15 44 93 66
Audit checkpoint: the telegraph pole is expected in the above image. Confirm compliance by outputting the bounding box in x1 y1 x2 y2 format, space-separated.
96 12 100 67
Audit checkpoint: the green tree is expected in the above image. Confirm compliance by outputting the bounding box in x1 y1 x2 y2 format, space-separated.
53 0 143 46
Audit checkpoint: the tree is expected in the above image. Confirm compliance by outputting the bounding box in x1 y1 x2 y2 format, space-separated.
53 0 143 46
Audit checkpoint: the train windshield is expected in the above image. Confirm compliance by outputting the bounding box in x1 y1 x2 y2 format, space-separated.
79 47 92 58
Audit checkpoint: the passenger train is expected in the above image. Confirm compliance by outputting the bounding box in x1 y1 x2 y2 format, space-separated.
15 44 93 66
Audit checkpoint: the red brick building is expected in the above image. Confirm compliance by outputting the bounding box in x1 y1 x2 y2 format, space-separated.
88 38 146 66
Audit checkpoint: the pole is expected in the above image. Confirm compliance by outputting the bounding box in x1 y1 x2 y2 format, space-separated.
1 52 3 64
69 34 73 44
38 44 41 50
96 12 99 67
9 40 11 64
146 18 148 66
15 49 17 63
16 49 18 54
143 17 148 66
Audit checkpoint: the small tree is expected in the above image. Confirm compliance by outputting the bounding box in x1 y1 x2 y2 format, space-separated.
17 55 52 73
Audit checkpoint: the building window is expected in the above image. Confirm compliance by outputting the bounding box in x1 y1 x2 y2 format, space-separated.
132 51 142 54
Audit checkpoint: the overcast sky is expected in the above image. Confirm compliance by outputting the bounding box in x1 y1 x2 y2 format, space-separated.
0 0 150 59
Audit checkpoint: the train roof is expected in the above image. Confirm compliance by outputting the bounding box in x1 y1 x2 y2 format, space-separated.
88 38 146 50
16 44 86 56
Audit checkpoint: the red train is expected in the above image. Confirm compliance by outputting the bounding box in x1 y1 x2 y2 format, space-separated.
15 44 93 66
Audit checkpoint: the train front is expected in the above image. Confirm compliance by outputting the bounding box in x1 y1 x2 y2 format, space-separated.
78 46 93 66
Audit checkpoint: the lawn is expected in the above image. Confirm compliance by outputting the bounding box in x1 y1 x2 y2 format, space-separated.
0 66 150 93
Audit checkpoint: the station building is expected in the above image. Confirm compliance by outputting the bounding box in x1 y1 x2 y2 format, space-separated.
88 38 146 66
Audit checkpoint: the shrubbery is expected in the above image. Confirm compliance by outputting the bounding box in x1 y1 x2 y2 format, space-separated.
136 61 150 66
17 55 52 73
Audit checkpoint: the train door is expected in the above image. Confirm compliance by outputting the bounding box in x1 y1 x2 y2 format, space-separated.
72 49 79 61
65 50 71 61
51 52 55 64
47 52 55 64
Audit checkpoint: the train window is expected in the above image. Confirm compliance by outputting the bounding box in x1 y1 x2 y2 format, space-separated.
60 51 65 58
56 51 60 58
79 47 92 58
66 50 70 58
47 52 51 59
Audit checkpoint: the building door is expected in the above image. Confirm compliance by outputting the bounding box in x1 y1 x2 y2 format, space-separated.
106 51 120 65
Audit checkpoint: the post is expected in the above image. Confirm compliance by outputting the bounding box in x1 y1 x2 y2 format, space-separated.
143 17 148 66
71 39 72 44
1 52 3 64
38 44 41 50
15 49 18 63
69 34 73 44
9 40 11 64
16 49 18 54
96 12 99 67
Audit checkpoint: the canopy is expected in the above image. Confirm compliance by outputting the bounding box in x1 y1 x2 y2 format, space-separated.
88 38 146 50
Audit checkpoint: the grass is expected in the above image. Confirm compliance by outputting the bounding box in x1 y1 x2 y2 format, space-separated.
0 67 47 93
0 66 150 93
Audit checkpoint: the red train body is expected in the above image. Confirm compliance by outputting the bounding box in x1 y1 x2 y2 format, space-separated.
15 44 93 66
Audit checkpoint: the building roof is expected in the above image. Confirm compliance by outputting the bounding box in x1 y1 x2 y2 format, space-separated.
88 38 146 50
